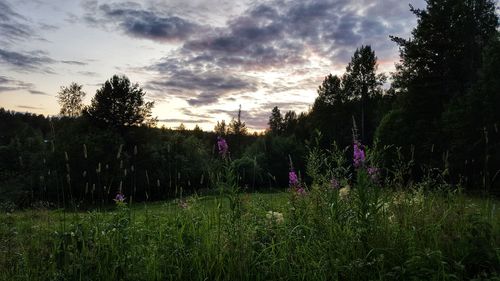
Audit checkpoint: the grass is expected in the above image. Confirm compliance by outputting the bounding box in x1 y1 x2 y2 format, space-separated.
1 188 499 281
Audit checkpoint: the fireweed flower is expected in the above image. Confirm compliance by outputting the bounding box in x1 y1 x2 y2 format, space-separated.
289 169 299 187
296 187 306 195
217 136 229 157
353 141 365 168
114 192 125 203
367 167 379 182
330 177 340 189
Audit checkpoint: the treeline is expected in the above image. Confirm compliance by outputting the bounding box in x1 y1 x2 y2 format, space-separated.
0 107 307 207
1 0 499 207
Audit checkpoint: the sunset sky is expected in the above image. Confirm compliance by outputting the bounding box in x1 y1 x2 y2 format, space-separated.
0 0 426 131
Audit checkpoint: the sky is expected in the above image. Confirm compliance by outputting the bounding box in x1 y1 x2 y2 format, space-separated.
0 0 428 131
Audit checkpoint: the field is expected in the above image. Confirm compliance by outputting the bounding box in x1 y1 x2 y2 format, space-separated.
1 188 499 281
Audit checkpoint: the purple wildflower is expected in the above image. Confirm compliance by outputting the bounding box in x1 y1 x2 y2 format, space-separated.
114 192 125 203
217 136 229 157
353 141 365 168
330 177 340 189
296 187 306 196
367 167 379 182
289 169 299 187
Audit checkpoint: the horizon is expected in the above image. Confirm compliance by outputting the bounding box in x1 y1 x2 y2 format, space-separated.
0 0 427 131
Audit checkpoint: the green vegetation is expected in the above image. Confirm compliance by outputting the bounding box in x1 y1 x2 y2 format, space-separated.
1 189 499 280
1 1 500 279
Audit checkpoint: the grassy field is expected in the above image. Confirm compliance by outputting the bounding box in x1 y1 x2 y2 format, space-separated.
1 188 499 281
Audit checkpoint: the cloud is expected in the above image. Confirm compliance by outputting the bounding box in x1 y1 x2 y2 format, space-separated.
140 0 424 110
83 0 425 128
61 60 87 66
0 0 34 44
17 105 44 110
78 71 100 77
84 1 202 42
159 118 210 124
146 59 257 106
0 75 48 96
28 89 50 96
0 75 33 92
0 48 55 73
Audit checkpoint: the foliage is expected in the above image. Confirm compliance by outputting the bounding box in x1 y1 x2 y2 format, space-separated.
0 187 498 280
57 82 86 118
378 0 499 186
85 75 156 129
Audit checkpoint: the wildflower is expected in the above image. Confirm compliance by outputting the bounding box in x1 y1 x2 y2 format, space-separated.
266 211 284 224
289 169 299 187
114 192 125 203
367 167 379 182
178 199 189 209
296 187 307 196
353 141 365 168
339 185 351 199
217 136 229 157
330 177 340 189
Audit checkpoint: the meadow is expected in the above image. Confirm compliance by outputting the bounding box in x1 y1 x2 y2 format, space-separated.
1 185 499 281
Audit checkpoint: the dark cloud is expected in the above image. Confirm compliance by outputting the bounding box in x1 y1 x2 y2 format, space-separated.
38 22 59 31
0 75 33 92
61 60 87 66
149 0 425 78
0 0 52 45
0 75 48 96
78 71 100 77
146 58 257 106
79 0 426 128
146 0 423 106
17 105 43 110
159 118 210 124
84 1 202 42
0 48 55 73
28 89 50 96
0 0 34 44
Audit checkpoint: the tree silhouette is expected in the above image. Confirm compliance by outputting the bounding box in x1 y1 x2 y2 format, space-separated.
343 45 385 142
57 82 86 118
268 106 283 134
85 75 155 128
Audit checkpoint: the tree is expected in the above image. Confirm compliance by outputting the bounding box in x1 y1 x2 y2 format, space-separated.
377 0 499 184
342 45 385 142
442 34 500 189
228 105 247 156
314 74 344 108
391 0 498 100
57 82 86 117
268 106 283 134
214 120 227 136
228 105 247 136
85 75 155 128
283 111 298 135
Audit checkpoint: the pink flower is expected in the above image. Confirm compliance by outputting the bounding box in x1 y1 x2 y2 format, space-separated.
353 141 365 168
330 177 340 189
217 136 229 157
289 170 299 187
296 187 306 196
114 192 125 203
367 167 379 182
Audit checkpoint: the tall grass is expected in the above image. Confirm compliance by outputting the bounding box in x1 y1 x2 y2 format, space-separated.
1 137 499 280
1 184 499 280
